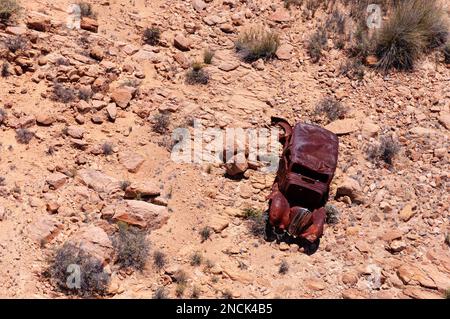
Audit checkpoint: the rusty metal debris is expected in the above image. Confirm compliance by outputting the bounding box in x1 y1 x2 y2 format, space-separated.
267 117 339 245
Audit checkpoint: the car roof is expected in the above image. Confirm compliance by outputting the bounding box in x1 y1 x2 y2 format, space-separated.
288 123 339 175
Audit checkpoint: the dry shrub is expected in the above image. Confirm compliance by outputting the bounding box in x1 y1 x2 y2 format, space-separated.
375 0 448 71
47 243 110 297
235 25 280 62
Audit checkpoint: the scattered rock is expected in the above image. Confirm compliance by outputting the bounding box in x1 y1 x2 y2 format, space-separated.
325 119 360 135
46 172 69 190
174 34 191 51
269 8 291 23
111 87 133 108
335 177 364 204
225 154 248 176
28 215 62 245
112 200 170 229
399 204 416 222
124 181 161 198
119 151 145 173
209 214 229 233
275 44 293 60
81 17 99 32
67 126 85 139
26 14 51 32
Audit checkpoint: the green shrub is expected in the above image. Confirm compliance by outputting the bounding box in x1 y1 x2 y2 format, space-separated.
200 226 212 242
279 260 289 274
190 252 203 266
235 25 279 62
153 251 166 270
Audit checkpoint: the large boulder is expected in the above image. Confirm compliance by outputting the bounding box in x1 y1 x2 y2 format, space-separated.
110 200 169 230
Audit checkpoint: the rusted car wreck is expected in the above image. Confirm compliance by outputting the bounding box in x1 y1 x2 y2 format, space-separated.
266 117 339 250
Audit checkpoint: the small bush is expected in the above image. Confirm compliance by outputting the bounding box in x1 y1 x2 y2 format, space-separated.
186 62 209 85
102 142 114 156
173 270 188 285
279 260 289 274
0 0 20 22
120 180 131 191
15 128 33 144
78 2 96 18
444 288 450 299
242 208 266 237
325 204 340 225
367 135 400 166
200 226 212 242
48 243 110 297
349 22 372 60
444 43 450 64
153 250 166 270
143 27 161 46
222 289 233 299
203 49 214 64
1 62 10 77
175 283 186 297
153 287 168 299
314 96 347 122
284 0 302 9
235 25 280 62
190 252 203 266
326 10 346 35
243 207 264 219
52 82 76 103
307 27 328 63
339 59 365 80
445 233 450 247
113 223 150 271
375 0 448 71
152 113 170 134
3 35 27 53
0 108 6 125
191 286 201 299
78 87 92 101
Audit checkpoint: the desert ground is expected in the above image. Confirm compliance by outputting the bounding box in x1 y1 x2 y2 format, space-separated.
0 0 449 299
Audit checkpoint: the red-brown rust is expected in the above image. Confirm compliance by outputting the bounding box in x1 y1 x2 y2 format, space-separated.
268 117 339 243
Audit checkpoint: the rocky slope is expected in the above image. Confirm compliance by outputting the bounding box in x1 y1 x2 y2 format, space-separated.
0 0 448 299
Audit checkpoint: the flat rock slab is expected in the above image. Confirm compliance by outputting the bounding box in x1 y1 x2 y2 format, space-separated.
119 151 145 173
77 168 120 194
111 200 169 230
325 118 360 135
